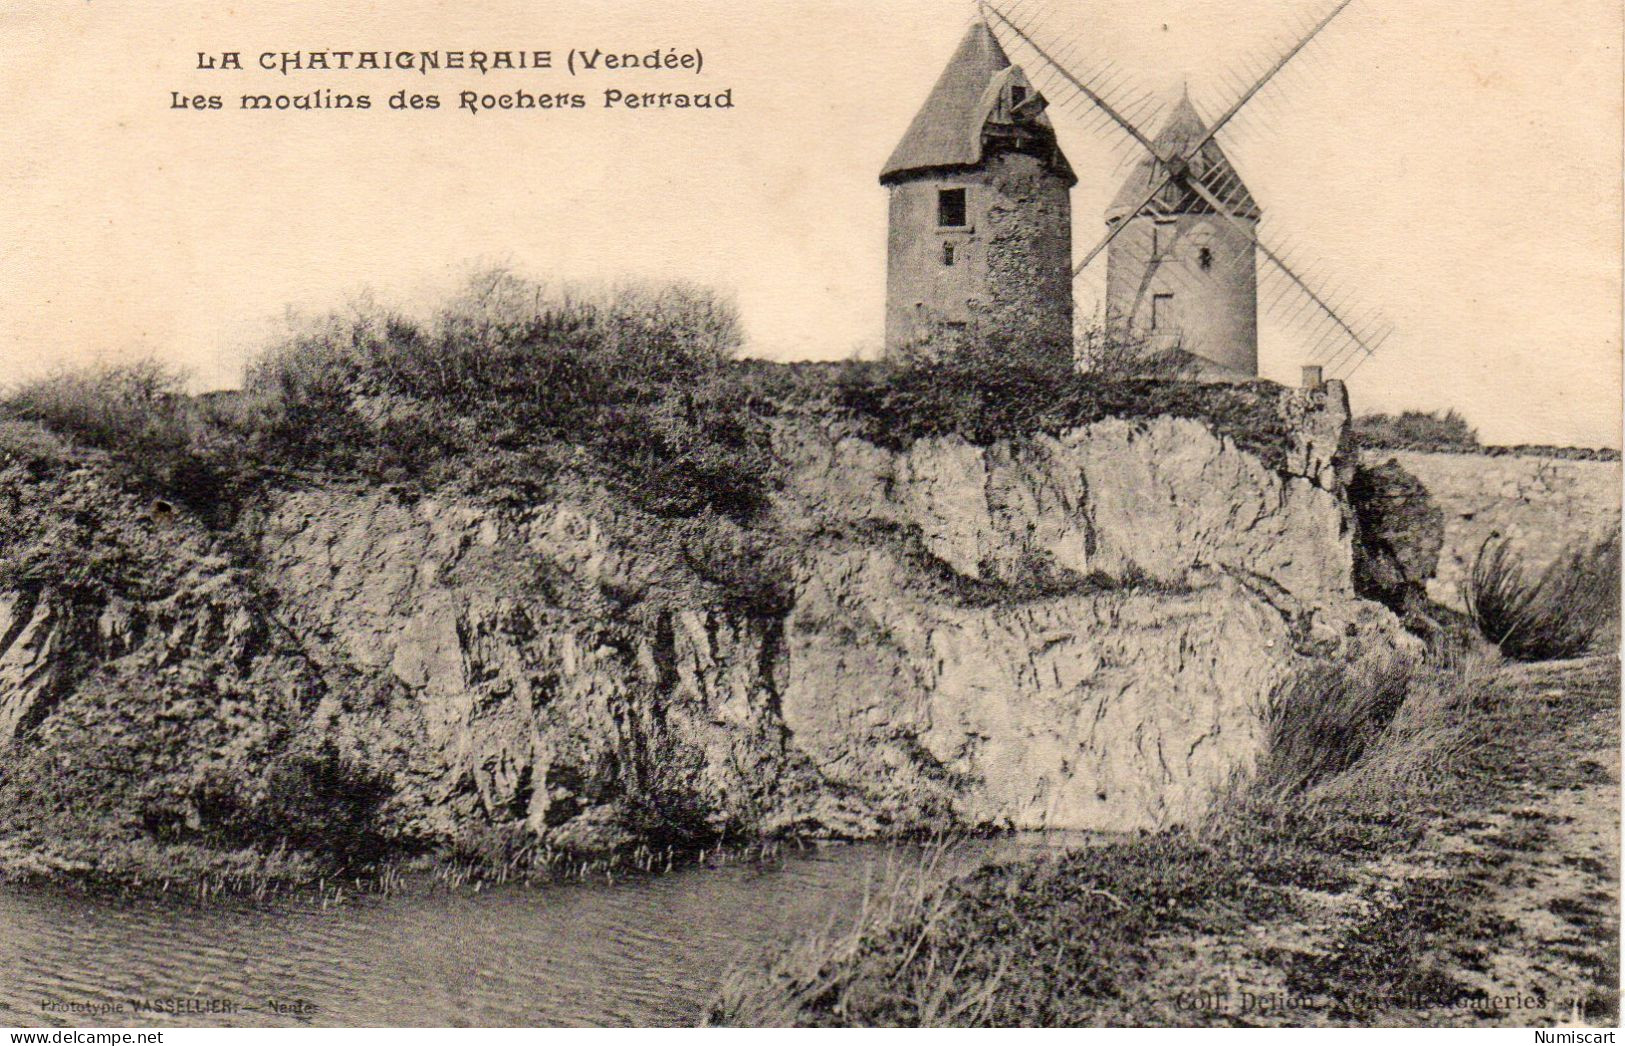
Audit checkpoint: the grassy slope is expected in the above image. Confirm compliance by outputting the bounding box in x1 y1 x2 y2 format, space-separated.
713 655 1620 1028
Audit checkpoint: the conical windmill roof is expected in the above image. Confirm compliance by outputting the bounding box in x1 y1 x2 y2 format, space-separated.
881 21 1074 185
1106 94 1260 221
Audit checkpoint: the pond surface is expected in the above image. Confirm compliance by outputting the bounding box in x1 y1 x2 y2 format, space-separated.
0 834 1093 1027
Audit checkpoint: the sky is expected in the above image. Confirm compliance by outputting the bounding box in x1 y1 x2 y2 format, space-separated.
2 0 1621 447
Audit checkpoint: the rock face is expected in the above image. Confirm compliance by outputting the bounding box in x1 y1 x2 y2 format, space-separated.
1349 459 1446 612
256 490 800 849
1379 451 1622 610
1 385 1415 856
783 550 1300 831
772 409 1354 608
244 388 1397 839
0 590 64 747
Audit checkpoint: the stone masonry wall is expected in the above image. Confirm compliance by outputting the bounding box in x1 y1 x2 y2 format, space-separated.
1379 450 1622 610
884 151 1072 367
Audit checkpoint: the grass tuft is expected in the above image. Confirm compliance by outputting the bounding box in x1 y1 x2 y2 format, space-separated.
1254 654 1421 798
711 837 1009 1028
1464 533 1620 661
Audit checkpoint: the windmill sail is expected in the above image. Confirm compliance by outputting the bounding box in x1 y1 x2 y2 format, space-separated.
983 0 1384 380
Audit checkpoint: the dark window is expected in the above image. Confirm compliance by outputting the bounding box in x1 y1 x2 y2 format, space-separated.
1199 246 1214 271
1153 221 1176 258
938 188 967 228
1152 293 1175 330
942 242 956 267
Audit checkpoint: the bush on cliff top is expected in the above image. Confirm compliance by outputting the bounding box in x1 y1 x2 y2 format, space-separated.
734 358 1298 471
0 362 257 522
242 271 768 518
1354 409 1480 453
837 362 1292 462
0 275 768 521
3 360 188 457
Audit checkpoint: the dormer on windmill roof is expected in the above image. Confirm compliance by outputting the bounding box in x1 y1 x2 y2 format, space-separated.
880 21 1076 186
1106 92 1260 222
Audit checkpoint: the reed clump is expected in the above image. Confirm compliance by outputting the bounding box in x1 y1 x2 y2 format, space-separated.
1465 533 1620 662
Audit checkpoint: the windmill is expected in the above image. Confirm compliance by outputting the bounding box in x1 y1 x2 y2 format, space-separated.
980 0 1388 381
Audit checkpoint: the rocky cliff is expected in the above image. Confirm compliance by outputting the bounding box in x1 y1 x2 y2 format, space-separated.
0 383 1415 877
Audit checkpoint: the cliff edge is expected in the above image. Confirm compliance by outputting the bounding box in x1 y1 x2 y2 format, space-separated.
0 377 1415 884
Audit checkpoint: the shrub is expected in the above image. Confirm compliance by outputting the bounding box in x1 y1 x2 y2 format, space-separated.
3 360 188 456
0 362 256 522
1076 322 1198 381
244 271 765 518
251 746 396 864
1353 409 1480 453
885 312 1076 376
1465 533 1621 661
183 743 398 868
0 420 74 467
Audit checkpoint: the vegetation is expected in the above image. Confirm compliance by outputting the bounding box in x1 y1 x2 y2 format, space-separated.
1465 533 1621 662
2 270 1323 538
1343 459 1481 650
0 274 763 523
241 273 767 518
714 837 1009 1027
1354 409 1481 453
0 362 253 523
1075 322 1202 382
1353 408 1620 460
1347 461 1445 613
888 316 1194 384
1253 654 1424 799
812 360 1293 467
3 360 190 465
713 649 1620 1027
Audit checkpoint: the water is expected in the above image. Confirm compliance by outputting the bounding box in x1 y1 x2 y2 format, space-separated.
0 834 1092 1027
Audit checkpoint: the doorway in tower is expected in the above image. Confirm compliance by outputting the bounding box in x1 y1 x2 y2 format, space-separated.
1151 293 1175 332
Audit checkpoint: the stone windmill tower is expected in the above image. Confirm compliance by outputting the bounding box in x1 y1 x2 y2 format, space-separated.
977 0 1386 383
1104 92 1261 379
880 20 1077 367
